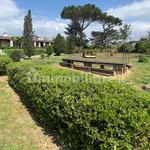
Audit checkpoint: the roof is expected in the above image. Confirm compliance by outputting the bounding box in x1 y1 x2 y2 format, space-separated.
34 39 54 43
0 36 54 43
0 36 11 40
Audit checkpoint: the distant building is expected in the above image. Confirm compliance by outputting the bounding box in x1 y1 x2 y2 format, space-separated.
0 33 54 47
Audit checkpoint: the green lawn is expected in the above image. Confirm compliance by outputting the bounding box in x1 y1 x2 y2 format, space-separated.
125 60 150 85
24 54 71 66
26 53 150 86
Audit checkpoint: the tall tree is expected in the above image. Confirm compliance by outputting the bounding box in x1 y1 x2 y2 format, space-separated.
96 13 122 48
61 4 102 47
120 24 132 42
120 24 132 62
23 10 34 58
53 34 66 55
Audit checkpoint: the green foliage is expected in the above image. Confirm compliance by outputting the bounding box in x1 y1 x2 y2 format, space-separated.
118 43 133 53
11 36 23 48
3 49 24 57
34 48 46 55
135 42 150 53
10 49 24 62
7 63 150 149
40 54 45 58
46 45 54 56
65 36 75 54
61 4 102 47
120 24 132 41
0 57 12 75
23 10 34 58
138 56 149 62
53 34 66 55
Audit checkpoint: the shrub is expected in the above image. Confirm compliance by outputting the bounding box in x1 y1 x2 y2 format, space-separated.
40 53 45 58
35 48 46 55
46 45 54 56
0 57 12 75
138 56 149 62
10 49 24 62
7 63 150 149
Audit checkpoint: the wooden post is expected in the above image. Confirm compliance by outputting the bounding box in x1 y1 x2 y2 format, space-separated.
100 65 105 69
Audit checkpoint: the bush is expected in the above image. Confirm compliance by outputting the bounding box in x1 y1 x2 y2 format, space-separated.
0 57 12 75
35 48 46 55
7 63 150 149
10 49 24 62
40 53 45 58
3 49 24 57
46 45 54 56
138 56 149 62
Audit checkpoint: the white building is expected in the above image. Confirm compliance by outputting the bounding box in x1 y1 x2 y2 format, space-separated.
0 33 53 47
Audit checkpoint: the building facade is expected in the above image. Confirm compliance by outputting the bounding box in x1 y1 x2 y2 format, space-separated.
0 33 53 48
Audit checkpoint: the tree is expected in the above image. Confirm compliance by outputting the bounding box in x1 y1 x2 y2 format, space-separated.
95 13 122 49
120 24 132 62
23 10 34 58
53 34 66 55
120 24 132 42
91 13 121 50
46 45 54 56
11 36 23 48
61 4 102 47
65 36 75 54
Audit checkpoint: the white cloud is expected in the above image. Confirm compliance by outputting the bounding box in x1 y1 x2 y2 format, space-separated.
0 0 20 19
0 0 67 38
107 0 150 20
107 0 150 39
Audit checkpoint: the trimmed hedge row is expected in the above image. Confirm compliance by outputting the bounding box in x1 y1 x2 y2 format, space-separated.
0 56 12 75
7 63 150 149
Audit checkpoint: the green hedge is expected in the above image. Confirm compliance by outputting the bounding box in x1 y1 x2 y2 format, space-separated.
7 63 150 149
35 48 46 55
0 57 12 75
3 49 24 57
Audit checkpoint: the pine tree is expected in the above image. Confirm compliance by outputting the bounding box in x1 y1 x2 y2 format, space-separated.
23 10 34 58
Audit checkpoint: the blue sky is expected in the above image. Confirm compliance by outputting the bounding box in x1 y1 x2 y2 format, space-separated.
16 0 135 19
0 0 150 40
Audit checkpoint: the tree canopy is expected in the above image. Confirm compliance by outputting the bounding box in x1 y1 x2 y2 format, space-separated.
61 4 102 47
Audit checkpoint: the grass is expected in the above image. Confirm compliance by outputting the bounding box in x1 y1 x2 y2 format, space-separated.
24 54 71 66
24 52 150 86
0 76 60 150
125 60 150 85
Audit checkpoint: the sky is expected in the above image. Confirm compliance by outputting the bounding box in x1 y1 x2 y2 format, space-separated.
0 0 150 40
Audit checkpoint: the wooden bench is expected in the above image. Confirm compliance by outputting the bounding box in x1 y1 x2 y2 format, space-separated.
74 65 90 72
59 62 74 68
91 68 116 76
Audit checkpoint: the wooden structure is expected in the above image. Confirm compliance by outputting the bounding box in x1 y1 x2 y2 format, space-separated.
59 58 131 76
